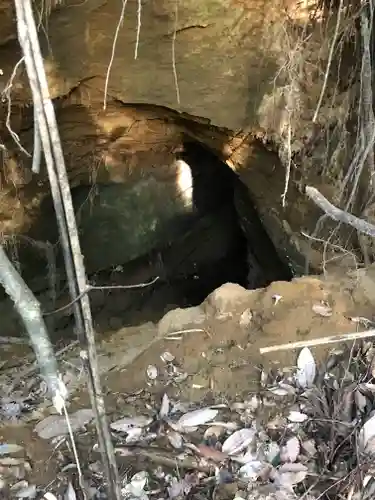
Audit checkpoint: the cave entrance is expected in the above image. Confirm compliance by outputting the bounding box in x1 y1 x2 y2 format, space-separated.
22 136 294 337
0 105 297 343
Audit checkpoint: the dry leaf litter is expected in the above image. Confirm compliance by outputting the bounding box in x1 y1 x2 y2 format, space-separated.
1 341 375 500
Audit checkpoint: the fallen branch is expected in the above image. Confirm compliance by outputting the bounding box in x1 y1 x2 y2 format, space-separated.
114 446 212 473
305 186 375 237
260 328 375 354
0 245 64 402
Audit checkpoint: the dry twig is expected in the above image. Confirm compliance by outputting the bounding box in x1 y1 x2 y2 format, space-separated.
259 330 375 354
0 245 63 400
305 185 375 237
260 328 375 354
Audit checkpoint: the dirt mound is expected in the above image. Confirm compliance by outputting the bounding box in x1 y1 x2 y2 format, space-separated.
99 267 375 401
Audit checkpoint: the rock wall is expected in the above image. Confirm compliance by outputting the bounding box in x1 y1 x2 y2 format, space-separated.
0 0 304 129
0 0 362 279
0 0 351 135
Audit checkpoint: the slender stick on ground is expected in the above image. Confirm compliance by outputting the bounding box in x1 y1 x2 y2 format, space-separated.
260 328 375 354
13 1 121 498
305 186 375 237
0 245 64 403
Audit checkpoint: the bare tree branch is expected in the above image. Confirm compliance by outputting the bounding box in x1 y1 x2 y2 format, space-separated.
260 327 375 354
305 185 375 238
0 245 64 404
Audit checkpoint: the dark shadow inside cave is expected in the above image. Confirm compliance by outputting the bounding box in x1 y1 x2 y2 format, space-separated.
2 136 294 342
113 139 295 319
176 140 294 289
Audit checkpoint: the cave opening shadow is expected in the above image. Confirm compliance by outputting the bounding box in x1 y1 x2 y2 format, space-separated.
22 137 294 333
170 139 293 295
123 139 294 321
87 137 293 326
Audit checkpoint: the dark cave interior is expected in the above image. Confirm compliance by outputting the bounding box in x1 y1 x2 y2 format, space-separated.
1 138 294 340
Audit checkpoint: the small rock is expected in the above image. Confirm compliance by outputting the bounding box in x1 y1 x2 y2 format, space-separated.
206 283 252 316
158 306 206 336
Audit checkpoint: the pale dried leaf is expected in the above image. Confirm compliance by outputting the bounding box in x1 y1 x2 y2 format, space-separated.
301 439 316 457
122 471 149 500
204 425 225 440
34 409 95 439
167 477 192 499
276 463 308 487
125 427 143 443
247 395 261 411
167 431 183 449
159 393 170 419
280 437 300 463
0 457 26 466
355 390 368 413
272 294 282 305
279 463 308 473
361 383 375 393
265 441 280 463
363 474 374 488
232 450 258 464
177 407 218 429
11 483 37 499
278 383 297 394
287 411 308 423
111 415 152 432
64 482 77 500
359 414 375 453
268 386 292 397
169 423 198 433
146 365 158 380
363 435 375 456
161 351 175 363
0 444 24 456
260 369 268 387
203 421 239 431
296 348 316 388
349 316 372 327
277 470 307 487
312 303 332 317
222 428 256 455
238 460 266 481
130 471 148 492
